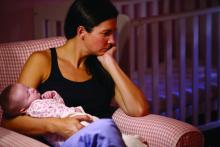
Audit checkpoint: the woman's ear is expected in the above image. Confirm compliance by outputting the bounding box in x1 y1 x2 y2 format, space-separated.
77 26 86 40
19 108 26 114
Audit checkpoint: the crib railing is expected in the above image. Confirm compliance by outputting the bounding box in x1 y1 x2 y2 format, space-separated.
34 0 162 39
114 0 160 18
122 6 220 129
34 0 220 39
113 0 220 18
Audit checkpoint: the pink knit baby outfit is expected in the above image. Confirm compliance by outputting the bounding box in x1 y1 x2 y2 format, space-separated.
26 90 87 118
26 90 96 147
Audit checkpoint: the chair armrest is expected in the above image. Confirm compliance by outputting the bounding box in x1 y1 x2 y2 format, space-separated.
0 127 49 147
112 108 204 147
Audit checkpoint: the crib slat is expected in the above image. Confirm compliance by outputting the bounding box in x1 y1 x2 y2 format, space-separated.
128 4 135 79
34 15 45 39
128 2 135 19
217 12 220 120
137 24 147 95
55 21 62 36
138 1 147 95
163 0 170 14
152 0 159 16
47 20 56 37
199 0 207 9
152 22 160 114
174 0 181 13
128 28 135 79
205 14 212 123
137 3 147 95
217 13 220 120
211 0 219 7
192 16 199 125
140 0 147 17
151 0 159 109
164 20 173 117
179 18 186 121
61 22 64 36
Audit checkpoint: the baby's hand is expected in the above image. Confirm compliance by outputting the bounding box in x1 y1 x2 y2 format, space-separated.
41 91 56 99
74 106 85 113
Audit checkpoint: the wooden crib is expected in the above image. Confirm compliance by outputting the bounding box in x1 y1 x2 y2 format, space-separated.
33 0 220 131
123 7 220 132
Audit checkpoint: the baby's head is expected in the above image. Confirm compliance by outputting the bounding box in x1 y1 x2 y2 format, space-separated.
0 83 41 118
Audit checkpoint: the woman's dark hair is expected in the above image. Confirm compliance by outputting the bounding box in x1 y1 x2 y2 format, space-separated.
64 0 119 99
64 0 118 39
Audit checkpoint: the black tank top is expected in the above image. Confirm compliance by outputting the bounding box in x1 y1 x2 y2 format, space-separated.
37 48 113 118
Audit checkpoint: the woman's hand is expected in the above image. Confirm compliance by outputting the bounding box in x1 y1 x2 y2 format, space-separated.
97 46 117 71
52 115 92 139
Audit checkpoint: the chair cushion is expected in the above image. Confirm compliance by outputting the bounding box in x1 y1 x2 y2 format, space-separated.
112 108 204 147
0 126 49 146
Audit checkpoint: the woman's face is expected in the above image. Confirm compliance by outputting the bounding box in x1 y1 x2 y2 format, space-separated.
83 18 117 56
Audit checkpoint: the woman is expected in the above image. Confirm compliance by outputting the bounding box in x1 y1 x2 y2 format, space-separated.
1 0 149 145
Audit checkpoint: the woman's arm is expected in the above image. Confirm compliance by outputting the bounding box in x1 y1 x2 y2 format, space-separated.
3 51 91 137
2 115 91 139
97 47 150 117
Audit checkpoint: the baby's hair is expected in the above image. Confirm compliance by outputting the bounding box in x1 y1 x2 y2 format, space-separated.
0 84 23 118
0 84 14 118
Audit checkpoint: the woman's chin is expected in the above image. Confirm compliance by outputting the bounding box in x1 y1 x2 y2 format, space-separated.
94 49 108 56
96 52 105 56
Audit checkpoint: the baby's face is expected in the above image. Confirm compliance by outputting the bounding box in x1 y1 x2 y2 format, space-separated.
13 84 41 109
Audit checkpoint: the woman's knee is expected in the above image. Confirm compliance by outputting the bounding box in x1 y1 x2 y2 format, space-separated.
92 119 117 131
62 119 126 147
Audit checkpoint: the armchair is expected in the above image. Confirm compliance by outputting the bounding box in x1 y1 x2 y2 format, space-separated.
0 37 203 146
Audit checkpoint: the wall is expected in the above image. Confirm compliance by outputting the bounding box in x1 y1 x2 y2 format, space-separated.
0 0 68 43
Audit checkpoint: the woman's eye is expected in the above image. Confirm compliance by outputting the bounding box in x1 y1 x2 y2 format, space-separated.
102 31 111 36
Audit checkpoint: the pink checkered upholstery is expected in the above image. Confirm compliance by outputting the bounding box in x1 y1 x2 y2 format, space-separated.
0 127 49 146
113 108 204 147
0 37 204 146
0 37 66 92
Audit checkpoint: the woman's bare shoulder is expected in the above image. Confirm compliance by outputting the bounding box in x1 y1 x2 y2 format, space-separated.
27 49 52 76
18 49 52 87
28 49 51 63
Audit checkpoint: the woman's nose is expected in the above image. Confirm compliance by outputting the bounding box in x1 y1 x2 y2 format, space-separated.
108 34 116 46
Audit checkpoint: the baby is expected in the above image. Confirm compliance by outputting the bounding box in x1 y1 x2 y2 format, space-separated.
0 83 147 147
0 83 96 122
0 83 97 146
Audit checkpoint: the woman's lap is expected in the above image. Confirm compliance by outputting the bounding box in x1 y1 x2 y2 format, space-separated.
61 119 125 147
